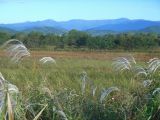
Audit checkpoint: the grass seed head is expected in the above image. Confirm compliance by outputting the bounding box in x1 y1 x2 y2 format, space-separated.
147 58 160 73
39 57 56 64
152 88 160 96
2 39 30 63
100 87 120 103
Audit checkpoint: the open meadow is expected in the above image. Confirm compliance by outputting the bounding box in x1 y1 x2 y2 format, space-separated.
0 0 160 119
0 50 160 120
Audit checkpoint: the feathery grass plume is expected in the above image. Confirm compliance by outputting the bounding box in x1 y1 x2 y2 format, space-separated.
56 110 68 120
53 107 68 120
7 93 14 120
147 58 159 64
130 55 136 64
0 72 5 113
0 72 19 119
2 39 30 63
133 66 148 77
112 57 130 71
100 87 120 103
152 88 160 96
112 56 136 72
147 58 160 73
80 71 97 96
88 79 97 96
41 87 53 98
0 72 5 82
143 80 152 87
2 39 23 47
68 89 79 98
91 86 97 97
54 101 68 120
39 57 56 64
127 55 136 64
81 71 87 95
7 84 19 94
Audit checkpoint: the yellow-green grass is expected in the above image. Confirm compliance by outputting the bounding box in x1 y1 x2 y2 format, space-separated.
0 51 159 120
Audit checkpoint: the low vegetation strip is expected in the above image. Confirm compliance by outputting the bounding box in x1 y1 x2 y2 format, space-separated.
0 50 160 61
0 30 160 50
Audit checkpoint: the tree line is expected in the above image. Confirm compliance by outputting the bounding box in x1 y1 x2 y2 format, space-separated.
0 30 160 50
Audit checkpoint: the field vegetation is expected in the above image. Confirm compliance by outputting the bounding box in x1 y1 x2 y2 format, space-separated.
0 41 160 120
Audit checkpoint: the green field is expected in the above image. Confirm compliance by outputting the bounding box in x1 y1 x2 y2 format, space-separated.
0 51 160 120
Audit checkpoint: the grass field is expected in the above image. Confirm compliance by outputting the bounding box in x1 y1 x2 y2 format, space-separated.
0 51 160 120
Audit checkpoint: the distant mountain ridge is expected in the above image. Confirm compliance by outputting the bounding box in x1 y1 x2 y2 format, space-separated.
0 18 160 35
87 20 160 31
0 18 131 31
0 20 59 31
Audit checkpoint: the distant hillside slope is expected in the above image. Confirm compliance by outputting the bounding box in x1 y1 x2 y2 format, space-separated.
139 26 160 33
88 20 160 32
0 27 16 33
22 26 67 35
86 30 117 36
86 25 160 36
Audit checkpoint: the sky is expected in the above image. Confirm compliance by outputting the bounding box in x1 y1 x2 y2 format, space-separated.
0 0 159 23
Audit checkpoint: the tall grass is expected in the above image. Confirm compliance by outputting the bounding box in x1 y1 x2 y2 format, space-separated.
0 49 159 119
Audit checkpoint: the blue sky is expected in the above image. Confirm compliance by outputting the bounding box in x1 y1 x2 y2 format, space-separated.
0 0 159 23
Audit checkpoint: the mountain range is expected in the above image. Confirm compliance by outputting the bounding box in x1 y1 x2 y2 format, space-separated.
0 18 160 35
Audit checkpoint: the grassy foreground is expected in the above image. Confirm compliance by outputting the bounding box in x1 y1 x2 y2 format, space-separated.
0 51 160 120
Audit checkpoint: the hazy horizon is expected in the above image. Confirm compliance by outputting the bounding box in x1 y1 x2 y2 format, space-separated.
0 0 159 24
